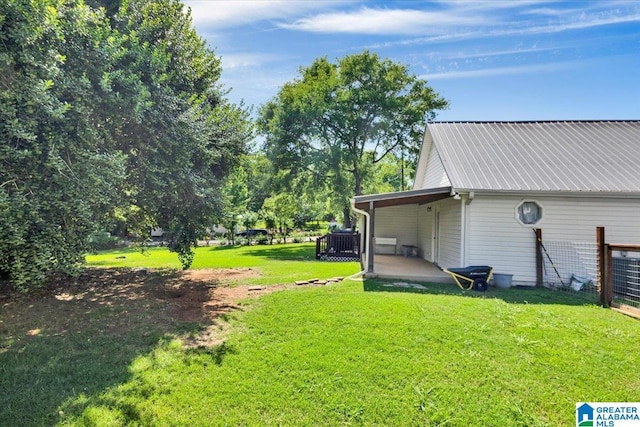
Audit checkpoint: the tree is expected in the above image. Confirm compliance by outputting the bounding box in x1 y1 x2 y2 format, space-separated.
0 0 127 287
260 193 296 241
259 51 448 227
103 0 251 267
0 0 250 289
363 151 415 195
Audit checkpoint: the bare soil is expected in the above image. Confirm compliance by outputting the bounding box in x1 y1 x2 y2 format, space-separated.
0 268 291 350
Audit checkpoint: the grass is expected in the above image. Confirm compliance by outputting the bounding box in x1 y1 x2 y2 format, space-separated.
62 282 640 426
2 244 639 426
85 242 361 285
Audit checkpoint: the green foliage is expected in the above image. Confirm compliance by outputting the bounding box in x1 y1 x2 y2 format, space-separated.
0 0 250 287
87 231 124 251
261 193 296 235
260 50 448 226
255 234 270 245
0 0 124 288
240 211 259 230
362 152 414 194
220 153 272 243
104 0 251 268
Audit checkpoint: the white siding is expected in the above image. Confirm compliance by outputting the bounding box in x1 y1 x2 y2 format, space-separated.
467 195 640 285
434 198 461 268
418 204 434 261
413 128 433 190
421 147 450 189
374 205 418 254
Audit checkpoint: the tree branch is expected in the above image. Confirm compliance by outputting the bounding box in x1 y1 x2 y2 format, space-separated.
373 139 401 164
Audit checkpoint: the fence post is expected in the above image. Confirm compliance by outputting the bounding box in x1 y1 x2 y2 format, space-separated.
597 227 606 306
606 245 614 307
535 228 543 287
315 236 322 260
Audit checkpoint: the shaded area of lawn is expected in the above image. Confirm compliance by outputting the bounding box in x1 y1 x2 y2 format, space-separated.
0 269 212 426
364 278 600 306
241 244 316 261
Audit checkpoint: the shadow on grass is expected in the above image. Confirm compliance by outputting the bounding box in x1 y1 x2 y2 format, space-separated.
186 341 237 365
363 278 599 306
241 244 317 261
204 242 316 261
0 269 231 426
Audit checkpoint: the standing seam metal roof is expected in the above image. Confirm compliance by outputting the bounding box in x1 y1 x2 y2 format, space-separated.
426 121 640 193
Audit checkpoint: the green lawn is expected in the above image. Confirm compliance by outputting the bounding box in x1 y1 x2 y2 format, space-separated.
85 243 362 285
2 244 639 426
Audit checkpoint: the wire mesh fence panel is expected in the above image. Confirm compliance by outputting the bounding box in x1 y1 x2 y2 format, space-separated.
540 240 599 303
611 249 640 309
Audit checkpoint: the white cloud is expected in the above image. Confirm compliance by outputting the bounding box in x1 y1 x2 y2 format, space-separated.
277 7 488 35
421 61 576 80
185 1 640 38
520 12 640 34
443 46 557 61
366 8 640 50
183 0 344 28
437 0 557 12
218 52 279 70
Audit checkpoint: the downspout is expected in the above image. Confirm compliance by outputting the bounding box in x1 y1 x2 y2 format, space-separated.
462 191 474 266
347 198 370 280
460 194 466 266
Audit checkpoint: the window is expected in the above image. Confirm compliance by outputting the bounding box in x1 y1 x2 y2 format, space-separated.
516 200 543 225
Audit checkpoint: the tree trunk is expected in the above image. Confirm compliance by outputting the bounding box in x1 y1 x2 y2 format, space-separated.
345 169 362 229
354 171 363 197
343 206 352 229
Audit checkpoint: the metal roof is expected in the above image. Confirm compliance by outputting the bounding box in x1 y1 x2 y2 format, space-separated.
426 121 640 193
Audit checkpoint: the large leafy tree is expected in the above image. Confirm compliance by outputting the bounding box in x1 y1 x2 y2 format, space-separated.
0 0 126 287
105 0 250 267
260 51 448 227
0 0 250 288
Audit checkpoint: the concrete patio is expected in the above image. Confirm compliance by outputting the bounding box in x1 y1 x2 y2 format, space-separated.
366 254 454 284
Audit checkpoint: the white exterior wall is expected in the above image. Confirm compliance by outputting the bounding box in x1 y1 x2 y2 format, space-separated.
466 195 640 285
414 198 462 267
421 147 450 189
417 204 434 261
373 204 419 254
436 197 462 269
373 198 462 265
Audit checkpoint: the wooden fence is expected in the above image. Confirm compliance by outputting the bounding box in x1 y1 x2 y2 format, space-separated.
598 227 640 318
535 227 640 318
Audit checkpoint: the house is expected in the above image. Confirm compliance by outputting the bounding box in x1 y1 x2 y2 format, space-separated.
351 121 640 286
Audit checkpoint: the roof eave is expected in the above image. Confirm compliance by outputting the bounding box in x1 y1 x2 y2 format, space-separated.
352 186 452 210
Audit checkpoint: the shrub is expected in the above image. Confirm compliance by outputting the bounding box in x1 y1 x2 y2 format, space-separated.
88 232 125 252
256 235 270 245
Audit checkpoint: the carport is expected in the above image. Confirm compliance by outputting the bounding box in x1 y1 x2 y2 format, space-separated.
351 186 452 276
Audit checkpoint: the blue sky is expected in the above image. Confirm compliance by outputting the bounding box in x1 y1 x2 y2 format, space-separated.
183 0 640 121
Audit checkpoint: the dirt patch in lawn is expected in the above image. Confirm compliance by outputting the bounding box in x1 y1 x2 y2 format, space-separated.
0 268 289 351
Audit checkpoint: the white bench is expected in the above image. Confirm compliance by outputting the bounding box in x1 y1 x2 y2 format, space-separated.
375 237 397 255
